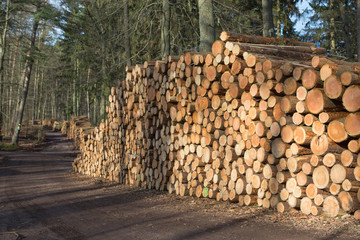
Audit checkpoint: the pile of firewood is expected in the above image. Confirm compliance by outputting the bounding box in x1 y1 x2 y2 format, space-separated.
71 32 360 218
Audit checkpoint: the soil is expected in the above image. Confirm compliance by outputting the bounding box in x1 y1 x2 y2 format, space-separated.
1 131 360 240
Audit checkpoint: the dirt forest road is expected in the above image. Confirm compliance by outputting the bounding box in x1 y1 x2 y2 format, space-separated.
0 132 359 240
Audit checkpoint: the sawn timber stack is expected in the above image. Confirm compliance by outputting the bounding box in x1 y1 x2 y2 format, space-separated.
71 31 360 218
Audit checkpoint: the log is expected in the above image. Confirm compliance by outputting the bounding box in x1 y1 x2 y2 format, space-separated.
338 191 360 213
319 112 349 124
344 113 360 137
293 126 314 145
348 140 360 153
313 165 330 189
212 40 225 56
301 69 320 89
277 202 291 213
296 86 308 101
342 85 360 112
310 135 328 156
305 89 336 114
287 156 311 173
340 71 360 86
281 124 296 143
323 196 340 217
288 194 300 208
313 194 324 207
322 153 338 167
323 75 343 100
312 120 325 136
220 31 315 47
300 197 313 215
330 164 348 184
306 183 318 199
280 96 297 113
340 150 357 167
327 120 348 143
271 138 287 158
233 42 325 54
286 177 297 193
233 43 317 61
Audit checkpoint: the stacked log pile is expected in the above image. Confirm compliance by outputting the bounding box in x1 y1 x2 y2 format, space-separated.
61 116 94 148
61 121 69 135
71 32 360 218
52 121 62 132
42 119 56 128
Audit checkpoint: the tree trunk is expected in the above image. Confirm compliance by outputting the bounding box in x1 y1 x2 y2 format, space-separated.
357 0 360 61
339 1 352 60
8 20 21 136
124 0 132 66
198 0 215 52
41 92 47 119
11 13 40 145
100 91 105 121
0 0 10 141
276 0 281 38
73 60 77 116
53 78 57 119
161 0 170 60
101 45 106 121
36 69 43 120
262 0 275 37
87 67 91 121
32 63 40 124
329 0 336 55
76 59 80 116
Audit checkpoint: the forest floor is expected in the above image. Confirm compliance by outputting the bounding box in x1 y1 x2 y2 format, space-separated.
1 132 360 240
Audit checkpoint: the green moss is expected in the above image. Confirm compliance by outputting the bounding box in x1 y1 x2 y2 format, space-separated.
0 144 19 151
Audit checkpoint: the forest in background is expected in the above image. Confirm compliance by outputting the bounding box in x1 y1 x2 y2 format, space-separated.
0 0 359 143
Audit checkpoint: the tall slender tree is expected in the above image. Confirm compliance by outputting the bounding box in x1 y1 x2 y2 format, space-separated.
124 0 131 66
339 0 352 59
11 0 44 145
0 0 10 141
262 0 274 37
161 0 170 60
198 0 215 52
357 0 360 61
329 0 336 55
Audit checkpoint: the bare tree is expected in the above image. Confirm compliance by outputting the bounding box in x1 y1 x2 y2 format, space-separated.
198 0 215 52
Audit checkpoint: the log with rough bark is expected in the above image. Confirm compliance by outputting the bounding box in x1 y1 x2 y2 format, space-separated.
220 31 316 47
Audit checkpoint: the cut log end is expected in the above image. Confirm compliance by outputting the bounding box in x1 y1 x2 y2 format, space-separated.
313 165 329 189
305 89 324 114
323 196 340 217
342 85 360 112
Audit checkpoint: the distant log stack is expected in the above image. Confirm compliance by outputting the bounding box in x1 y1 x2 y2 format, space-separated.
61 121 69 135
62 116 93 148
51 121 62 131
69 31 360 218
